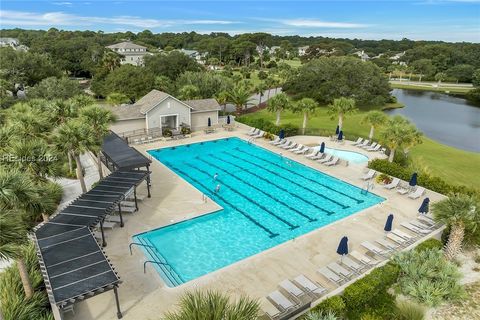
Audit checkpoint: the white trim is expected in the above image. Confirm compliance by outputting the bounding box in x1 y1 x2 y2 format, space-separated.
142 95 193 114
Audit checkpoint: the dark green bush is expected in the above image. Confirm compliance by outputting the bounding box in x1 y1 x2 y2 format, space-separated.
258 70 268 80
414 238 443 252
368 159 480 198
310 296 346 318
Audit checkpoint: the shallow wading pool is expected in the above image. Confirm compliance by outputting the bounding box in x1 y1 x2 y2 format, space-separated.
135 138 384 286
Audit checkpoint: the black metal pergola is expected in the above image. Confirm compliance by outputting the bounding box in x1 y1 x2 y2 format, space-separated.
101 131 152 197
33 170 150 319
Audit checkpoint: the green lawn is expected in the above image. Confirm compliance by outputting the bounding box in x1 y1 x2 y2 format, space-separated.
281 58 303 68
241 107 480 190
390 82 473 94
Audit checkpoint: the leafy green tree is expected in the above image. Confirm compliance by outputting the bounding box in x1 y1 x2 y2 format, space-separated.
54 119 95 193
144 51 202 80
411 59 436 82
432 194 479 260
472 69 480 87
175 71 233 99
28 77 82 100
154 75 175 94
178 84 200 100
291 98 318 134
253 82 267 106
80 106 116 179
283 56 391 107
165 290 260 320
435 72 447 83
106 93 130 106
380 115 423 162
361 110 388 139
102 65 155 102
68 94 96 109
267 93 291 125
227 85 254 115
327 97 357 131
215 91 229 114
447 64 475 83
102 51 121 72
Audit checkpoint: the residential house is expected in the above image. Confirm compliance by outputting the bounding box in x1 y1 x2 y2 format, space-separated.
106 89 220 134
0 37 28 51
106 41 148 66
353 50 370 62
390 51 407 66
179 49 206 64
297 46 309 56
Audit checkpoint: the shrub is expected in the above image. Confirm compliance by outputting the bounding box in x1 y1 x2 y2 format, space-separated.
310 296 346 318
258 70 268 80
162 128 172 137
414 238 442 252
181 126 191 135
236 117 299 137
375 173 392 184
304 310 339 320
394 300 425 320
392 249 465 306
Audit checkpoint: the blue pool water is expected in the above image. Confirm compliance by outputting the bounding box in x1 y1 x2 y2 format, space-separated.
137 138 384 286
324 147 369 164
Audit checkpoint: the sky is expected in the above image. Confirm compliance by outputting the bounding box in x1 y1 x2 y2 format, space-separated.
0 1 479 42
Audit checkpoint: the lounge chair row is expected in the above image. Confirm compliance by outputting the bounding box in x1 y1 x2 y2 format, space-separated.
246 127 265 139
361 170 427 199
351 137 385 153
270 138 341 167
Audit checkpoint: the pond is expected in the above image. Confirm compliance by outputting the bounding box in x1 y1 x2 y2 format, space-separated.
386 89 480 153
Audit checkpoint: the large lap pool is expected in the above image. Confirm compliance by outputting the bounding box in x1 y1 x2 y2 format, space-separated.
137 138 384 286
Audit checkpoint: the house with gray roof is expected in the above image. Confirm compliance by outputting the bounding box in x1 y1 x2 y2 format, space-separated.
106 89 220 134
106 41 148 66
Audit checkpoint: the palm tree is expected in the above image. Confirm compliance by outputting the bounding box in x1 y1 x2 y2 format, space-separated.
0 213 33 299
102 51 121 71
265 77 276 101
291 98 318 134
254 82 267 107
178 85 200 100
80 106 116 179
165 290 260 320
432 194 479 260
362 110 388 140
68 95 96 109
380 115 423 162
214 91 229 115
54 119 95 193
327 97 357 131
267 93 291 125
227 86 254 116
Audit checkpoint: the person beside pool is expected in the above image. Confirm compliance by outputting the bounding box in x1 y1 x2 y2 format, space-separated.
213 173 218 180
214 184 221 193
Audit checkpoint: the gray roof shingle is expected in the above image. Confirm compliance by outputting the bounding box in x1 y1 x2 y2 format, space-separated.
106 41 147 50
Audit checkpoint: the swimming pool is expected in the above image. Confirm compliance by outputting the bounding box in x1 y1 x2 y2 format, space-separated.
324 147 369 164
137 138 384 286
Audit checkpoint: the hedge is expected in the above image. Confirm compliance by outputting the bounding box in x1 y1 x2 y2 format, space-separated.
368 159 480 199
414 238 443 252
235 117 299 137
308 295 346 318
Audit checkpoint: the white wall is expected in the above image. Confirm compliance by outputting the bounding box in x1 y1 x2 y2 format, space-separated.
146 97 191 129
191 111 218 131
110 119 146 134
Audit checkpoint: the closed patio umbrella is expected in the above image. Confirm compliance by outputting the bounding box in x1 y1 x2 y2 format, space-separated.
208 117 211 127
279 129 285 139
226 115 231 124
335 125 340 135
409 172 418 187
384 214 394 235
319 142 325 153
336 236 349 262
338 131 343 141
418 197 430 214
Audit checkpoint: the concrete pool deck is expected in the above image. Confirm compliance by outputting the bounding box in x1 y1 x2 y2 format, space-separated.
67 126 446 320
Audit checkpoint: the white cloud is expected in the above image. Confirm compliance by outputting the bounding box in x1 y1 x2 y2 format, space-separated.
278 18 369 29
0 10 236 29
52 2 73 6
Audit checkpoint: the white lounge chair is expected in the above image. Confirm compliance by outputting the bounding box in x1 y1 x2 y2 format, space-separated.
352 137 363 146
269 137 281 145
318 154 333 164
262 299 282 320
362 142 377 150
120 200 136 207
384 178 400 190
396 187 409 195
251 130 265 138
290 144 304 153
361 241 390 257
281 141 294 149
273 138 286 146
293 275 326 296
417 215 437 227
401 222 430 235
247 128 258 136
96 221 116 229
367 144 382 152
279 279 305 299
410 220 433 230
350 250 380 266
357 139 370 148
305 150 319 159
267 290 297 312
391 229 417 243
408 187 425 199
115 206 136 213
105 215 123 224
294 146 310 154
318 266 343 285
283 142 298 150
376 238 399 251
277 140 290 148
324 157 339 166
341 256 364 273
361 169 376 180
327 262 352 279
386 233 408 246
310 152 325 160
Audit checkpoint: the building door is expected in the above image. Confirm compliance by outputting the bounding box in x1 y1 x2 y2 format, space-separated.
160 115 178 130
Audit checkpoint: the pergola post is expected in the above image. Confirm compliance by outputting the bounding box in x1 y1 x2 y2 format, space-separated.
133 187 139 211
114 287 123 319
146 165 151 198
100 220 107 247
117 203 124 227
51 303 64 320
